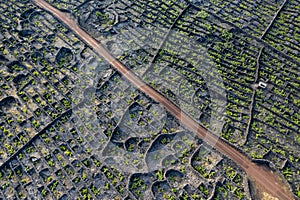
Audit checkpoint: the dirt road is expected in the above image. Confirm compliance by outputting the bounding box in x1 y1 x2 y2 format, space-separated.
32 0 294 199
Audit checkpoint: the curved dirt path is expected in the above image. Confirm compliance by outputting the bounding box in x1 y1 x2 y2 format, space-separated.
32 0 294 199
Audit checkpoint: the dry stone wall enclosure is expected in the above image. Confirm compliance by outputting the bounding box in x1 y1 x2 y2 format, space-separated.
0 0 299 199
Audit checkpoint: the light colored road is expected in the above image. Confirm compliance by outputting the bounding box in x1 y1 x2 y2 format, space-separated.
33 0 294 199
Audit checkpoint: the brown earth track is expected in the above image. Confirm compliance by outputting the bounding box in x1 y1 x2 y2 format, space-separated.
32 0 295 199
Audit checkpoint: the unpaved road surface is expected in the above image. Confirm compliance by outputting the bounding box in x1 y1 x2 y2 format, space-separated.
33 0 295 199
